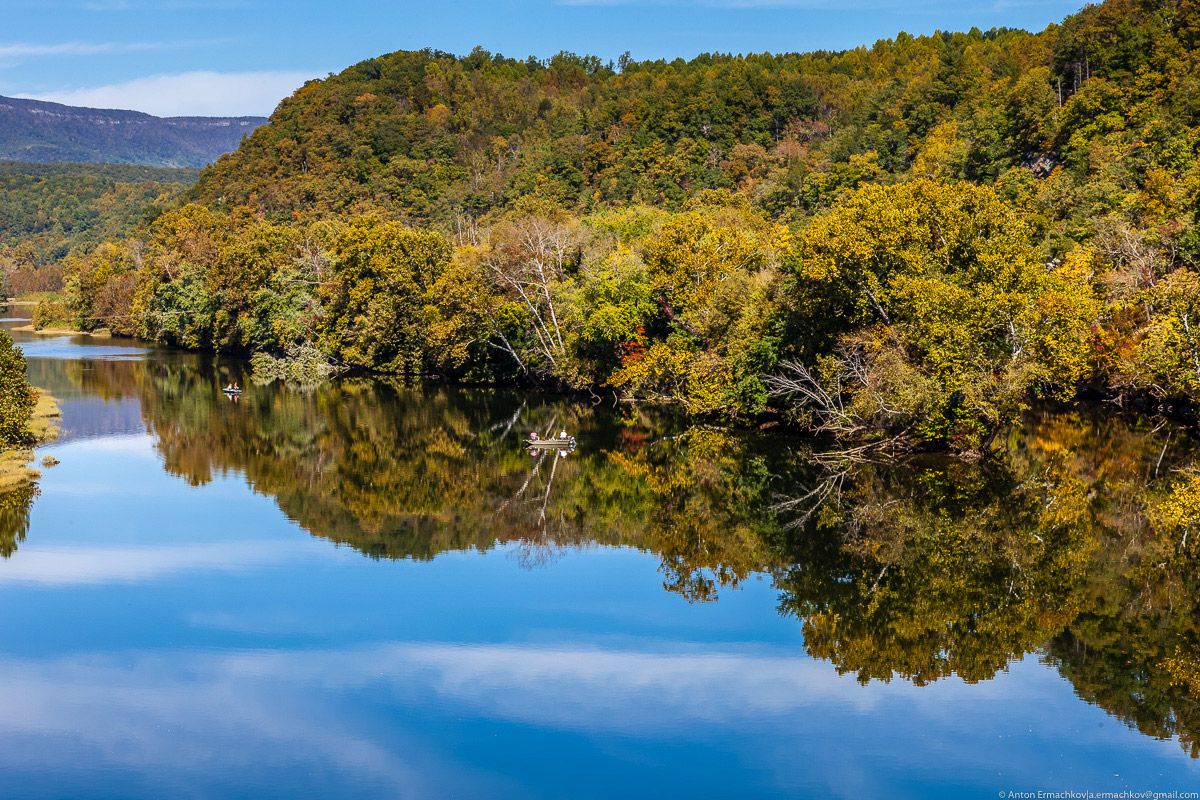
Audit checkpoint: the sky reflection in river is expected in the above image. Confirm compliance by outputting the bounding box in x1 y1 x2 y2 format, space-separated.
1 321 1199 798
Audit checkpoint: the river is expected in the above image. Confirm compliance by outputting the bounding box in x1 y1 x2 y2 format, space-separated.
2 313 1199 798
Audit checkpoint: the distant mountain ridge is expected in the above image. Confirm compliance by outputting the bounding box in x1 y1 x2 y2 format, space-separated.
0 95 267 168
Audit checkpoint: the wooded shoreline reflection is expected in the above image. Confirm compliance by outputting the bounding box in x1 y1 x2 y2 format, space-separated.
7 355 1200 757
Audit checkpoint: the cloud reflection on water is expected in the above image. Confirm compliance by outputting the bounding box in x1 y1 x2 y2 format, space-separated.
0 640 1180 799
0 541 297 585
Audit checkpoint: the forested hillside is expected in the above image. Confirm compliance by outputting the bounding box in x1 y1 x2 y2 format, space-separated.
0 96 266 168
0 162 197 294
27 0 1200 452
192 0 1199 237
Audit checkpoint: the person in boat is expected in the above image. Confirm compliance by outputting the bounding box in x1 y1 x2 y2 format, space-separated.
529 431 539 441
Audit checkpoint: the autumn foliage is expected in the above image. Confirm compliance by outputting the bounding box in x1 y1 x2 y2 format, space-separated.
7 0 1200 451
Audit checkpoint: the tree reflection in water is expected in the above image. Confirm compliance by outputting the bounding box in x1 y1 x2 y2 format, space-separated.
0 482 37 558
7 355 1200 756
773 453 1097 685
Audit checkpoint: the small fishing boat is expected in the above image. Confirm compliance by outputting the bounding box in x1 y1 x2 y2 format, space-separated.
525 437 575 448
222 386 243 396
523 432 576 450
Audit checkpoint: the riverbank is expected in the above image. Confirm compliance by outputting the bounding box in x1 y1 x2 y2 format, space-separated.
1 297 109 337
1 295 56 308
9 323 110 337
0 388 62 492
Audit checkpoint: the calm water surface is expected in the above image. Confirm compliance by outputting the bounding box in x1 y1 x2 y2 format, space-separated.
2 313 1199 799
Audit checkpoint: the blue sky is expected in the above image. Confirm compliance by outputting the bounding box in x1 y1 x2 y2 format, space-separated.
2 0 1085 117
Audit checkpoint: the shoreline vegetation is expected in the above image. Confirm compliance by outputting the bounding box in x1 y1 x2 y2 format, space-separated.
0 388 61 493
0 324 62 492
2 299 109 337
3 0 1199 456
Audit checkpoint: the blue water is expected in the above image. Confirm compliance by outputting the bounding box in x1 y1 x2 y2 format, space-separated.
2 326 1198 798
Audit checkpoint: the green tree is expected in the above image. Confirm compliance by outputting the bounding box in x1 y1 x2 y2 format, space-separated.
320 217 452 373
770 180 1100 449
610 197 789 416
0 329 34 447
1127 269 1200 396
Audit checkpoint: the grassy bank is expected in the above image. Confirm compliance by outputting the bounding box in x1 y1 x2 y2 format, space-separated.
0 388 61 492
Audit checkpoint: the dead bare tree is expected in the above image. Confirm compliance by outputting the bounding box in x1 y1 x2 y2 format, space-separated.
764 358 860 433
482 215 590 375
1096 220 1169 315
765 328 920 447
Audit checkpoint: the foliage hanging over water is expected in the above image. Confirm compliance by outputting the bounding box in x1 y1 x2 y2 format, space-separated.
770 180 1102 449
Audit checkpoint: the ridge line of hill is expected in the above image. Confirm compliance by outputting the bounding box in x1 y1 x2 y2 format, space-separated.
0 95 268 168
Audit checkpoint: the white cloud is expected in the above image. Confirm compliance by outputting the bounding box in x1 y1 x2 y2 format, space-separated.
0 42 141 57
16 70 317 117
0 39 225 58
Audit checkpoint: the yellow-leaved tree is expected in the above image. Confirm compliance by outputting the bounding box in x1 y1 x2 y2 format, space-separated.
609 193 791 417
768 179 1100 451
319 216 452 374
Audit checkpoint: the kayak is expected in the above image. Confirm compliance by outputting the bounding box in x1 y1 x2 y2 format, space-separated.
222 388 243 395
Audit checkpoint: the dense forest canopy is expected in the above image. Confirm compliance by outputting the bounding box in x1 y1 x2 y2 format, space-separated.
188 0 1199 231
7 0 1200 453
